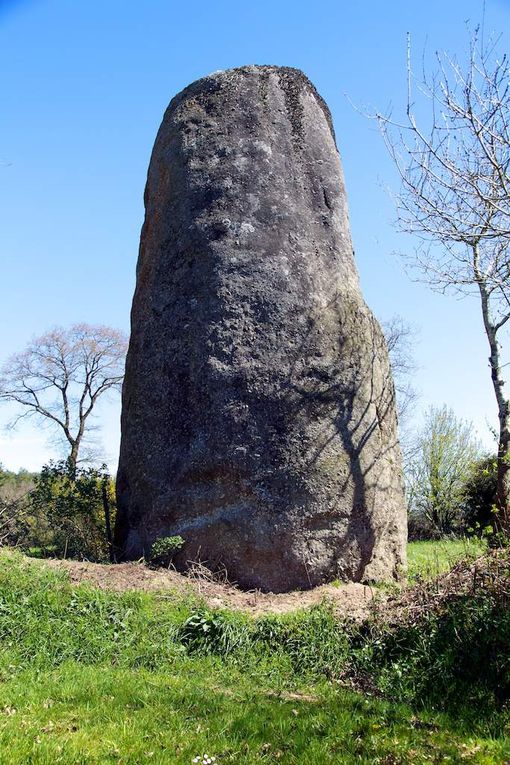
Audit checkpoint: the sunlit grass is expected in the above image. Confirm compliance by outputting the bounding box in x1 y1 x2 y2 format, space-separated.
0 548 508 764
0 661 507 764
407 538 486 583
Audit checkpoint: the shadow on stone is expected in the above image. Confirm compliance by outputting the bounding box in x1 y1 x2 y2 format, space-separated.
114 65 407 592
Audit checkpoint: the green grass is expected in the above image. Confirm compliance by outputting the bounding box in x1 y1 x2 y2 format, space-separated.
407 538 487 583
0 548 508 764
0 661 508 765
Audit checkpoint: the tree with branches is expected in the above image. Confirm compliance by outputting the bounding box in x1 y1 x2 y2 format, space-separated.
382 314 419 427
407 405 482 536
0 324 127 472
382 315 420 471
373 27 510 534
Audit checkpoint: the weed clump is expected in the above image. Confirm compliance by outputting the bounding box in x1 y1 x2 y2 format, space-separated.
349 549 510 730
179 608 252 656
149 535 185 567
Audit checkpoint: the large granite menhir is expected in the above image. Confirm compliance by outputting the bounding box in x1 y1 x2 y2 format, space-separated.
115 65 407 592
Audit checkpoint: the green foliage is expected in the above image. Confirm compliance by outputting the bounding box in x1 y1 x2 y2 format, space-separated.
149 534 185 567
29 460 115 561
354 584 510 724
0 466 35 545
179 608 252 656
0 551 189 671
407 405 482 537
177 602 349 676
0 465 35 491
254 606 351 678
462 455 498 535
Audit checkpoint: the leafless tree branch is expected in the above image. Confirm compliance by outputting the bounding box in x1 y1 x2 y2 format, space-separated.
369 25 510 530
0 324 127 471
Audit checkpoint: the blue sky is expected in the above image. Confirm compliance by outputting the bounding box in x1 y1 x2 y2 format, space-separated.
1 0 509 471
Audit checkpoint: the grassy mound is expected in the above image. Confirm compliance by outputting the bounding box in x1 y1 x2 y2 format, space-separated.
0 549 508 763
355 549 510 722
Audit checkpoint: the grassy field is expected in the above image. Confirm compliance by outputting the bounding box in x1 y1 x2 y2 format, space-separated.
407 537 487 582
1 661 505 765
0 543 507 764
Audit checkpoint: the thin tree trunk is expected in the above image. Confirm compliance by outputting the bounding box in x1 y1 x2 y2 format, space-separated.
102 477 115 563
497 422 510 535
67 443 78 477
478 278 510 535
67 422 85 477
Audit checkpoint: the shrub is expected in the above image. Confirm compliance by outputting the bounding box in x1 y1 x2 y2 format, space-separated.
407 512 442 541
462 455 498 535
350 551 510 724
29 461 115 562
0 467 36 547
254 604 351 677
149 535 185 567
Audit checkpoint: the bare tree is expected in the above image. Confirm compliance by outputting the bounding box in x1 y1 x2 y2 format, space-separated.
0 324 127 471
373 27 510 533
382 314 420 477
0 466 34 546
382 314 420 427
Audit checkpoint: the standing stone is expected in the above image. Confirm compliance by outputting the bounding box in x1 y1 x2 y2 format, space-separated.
115 65 407 592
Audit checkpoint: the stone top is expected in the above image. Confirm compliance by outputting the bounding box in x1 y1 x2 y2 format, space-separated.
163 65 337 147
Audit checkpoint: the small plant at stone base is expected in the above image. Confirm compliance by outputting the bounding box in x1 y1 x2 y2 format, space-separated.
149 535 185 567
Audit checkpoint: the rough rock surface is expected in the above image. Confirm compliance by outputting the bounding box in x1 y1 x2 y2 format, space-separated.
115 65 407 592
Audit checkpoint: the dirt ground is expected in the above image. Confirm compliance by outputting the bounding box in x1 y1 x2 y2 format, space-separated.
42 557 382 620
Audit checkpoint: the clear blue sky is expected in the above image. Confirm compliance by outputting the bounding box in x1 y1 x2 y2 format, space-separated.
1 0 509 471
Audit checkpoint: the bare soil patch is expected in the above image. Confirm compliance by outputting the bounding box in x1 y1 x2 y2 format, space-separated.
42 557 380 619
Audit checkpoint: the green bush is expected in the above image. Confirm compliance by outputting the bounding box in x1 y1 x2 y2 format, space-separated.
360 596 510 721
29 461 115 562
149 535 185 567
462 455 498 535
0 466 36 546
350 555 510 725
254 605 350 677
